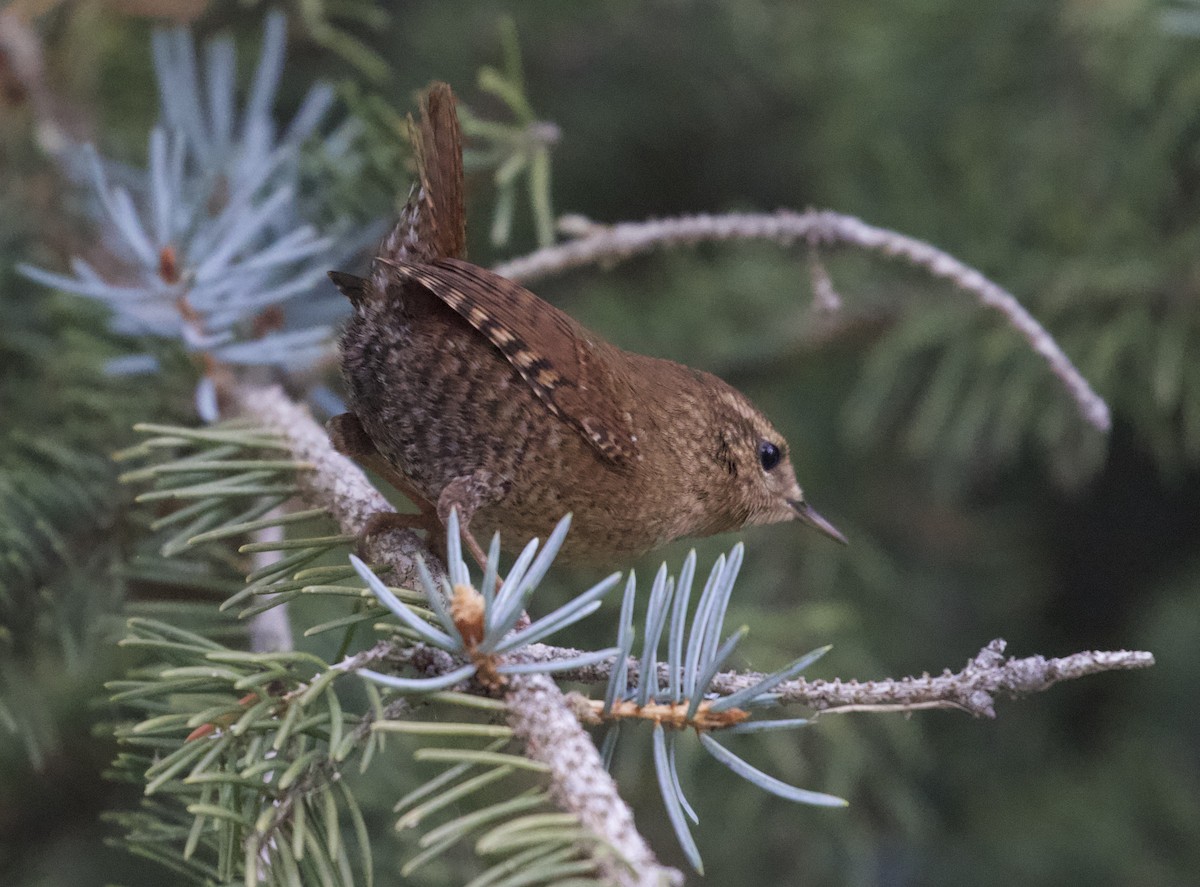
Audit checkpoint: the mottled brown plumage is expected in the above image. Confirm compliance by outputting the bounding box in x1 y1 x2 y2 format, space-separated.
332 82 845 563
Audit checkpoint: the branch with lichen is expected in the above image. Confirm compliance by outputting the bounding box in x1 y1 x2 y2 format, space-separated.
512 639 1154 721
495 211 1111 434
713 639 1152 718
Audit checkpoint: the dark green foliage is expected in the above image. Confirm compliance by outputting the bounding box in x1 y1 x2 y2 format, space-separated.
0 279 185 766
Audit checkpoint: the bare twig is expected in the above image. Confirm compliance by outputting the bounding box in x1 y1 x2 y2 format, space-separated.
0 9 86 155
346 637 1153 722
494 210 1111 433
807 245 843 314
246 520 295 652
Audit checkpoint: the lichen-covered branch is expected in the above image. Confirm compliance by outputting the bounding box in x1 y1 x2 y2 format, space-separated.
506 674 677 886
495 210 1111 433
719 639 1153 718
0 11 81 157
516 639 1153 720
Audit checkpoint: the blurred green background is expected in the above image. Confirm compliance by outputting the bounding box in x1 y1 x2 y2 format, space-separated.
3 1 1199 885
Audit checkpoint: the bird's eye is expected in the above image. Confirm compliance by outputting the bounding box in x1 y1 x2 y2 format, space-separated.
758 440 782 471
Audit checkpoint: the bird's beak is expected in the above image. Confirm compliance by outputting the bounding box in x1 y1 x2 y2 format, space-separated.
790 500 848 545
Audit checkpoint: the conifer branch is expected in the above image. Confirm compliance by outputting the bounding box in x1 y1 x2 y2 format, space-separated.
231 383 677 887
506 674 677 886
224 383 1151 882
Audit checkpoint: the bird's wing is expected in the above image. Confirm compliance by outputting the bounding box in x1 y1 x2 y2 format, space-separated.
388 257 640 466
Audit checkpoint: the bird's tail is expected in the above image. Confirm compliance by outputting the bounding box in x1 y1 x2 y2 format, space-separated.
377 81 466 268
332 83 467 309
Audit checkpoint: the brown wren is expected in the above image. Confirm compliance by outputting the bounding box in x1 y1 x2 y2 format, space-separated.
330 82 846 565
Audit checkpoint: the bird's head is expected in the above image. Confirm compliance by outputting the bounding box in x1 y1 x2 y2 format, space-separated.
697 376 847 545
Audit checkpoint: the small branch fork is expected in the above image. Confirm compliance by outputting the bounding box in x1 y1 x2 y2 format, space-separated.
495 210 1111 433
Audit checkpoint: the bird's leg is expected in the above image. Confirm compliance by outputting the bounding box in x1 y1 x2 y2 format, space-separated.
436 471 510 571
437 474 527 629
328 412 442 544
